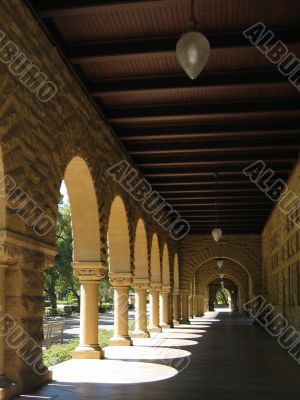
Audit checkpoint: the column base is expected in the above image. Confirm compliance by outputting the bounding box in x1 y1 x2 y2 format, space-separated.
72 344 104 359
173 319 180 325
196 313 204 317
109 336 133 346
149 325 162 333
160 323 171 329
0 377 17 400
180 319 190 325
130 330 150 338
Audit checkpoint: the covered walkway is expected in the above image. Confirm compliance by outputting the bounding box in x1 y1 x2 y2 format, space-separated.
18 311 300 400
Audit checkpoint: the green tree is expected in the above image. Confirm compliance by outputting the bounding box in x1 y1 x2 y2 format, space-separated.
44 201 80 309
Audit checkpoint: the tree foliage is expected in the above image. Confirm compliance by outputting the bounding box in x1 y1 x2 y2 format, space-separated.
44 199 80 309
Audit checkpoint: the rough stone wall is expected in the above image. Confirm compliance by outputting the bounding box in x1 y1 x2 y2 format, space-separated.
263 158 300 331
0 1 178 394
179 234 262 296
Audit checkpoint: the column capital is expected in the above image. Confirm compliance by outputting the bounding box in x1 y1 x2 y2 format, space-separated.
160 286 171 294
181 289 191 296
72 262 106 282
109 272 133 287
133 278 150 291
173 289 180 296
149 283 162 292
0 244 20 265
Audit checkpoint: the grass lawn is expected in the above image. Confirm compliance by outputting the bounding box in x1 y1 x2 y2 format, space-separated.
43 329 114 367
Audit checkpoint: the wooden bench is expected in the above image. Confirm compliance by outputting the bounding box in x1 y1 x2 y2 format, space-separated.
43 322 64 349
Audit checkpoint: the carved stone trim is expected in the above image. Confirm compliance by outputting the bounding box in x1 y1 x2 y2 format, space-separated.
0 244 20 265
109 272 133 287
149 282 162 292
160 286 171 294
0 230 57 256
133 278 150 291
72 262 106 282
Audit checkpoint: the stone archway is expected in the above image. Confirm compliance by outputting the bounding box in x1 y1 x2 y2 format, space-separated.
180 241 261 296
160 244 171 328
131 218 150 338
107 195 132 346
149 233 162 332
64 156 104 360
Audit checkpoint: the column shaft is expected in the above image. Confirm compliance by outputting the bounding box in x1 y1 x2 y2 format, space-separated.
73 281 104 358
149 290 162 332
109 286 132 346
181 293 190 324
173 294 179 324
196 294 205 317
131 290 149 338
160 292 170 328
0 266 6 376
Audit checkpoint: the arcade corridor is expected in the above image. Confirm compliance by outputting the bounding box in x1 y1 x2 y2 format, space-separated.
18 312 300 400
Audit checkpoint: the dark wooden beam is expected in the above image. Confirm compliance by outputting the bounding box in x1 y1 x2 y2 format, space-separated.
36 0 186 17
116 120 300 139
90 70 287 97
67 28 300 64
106 99 300 124
127 137 300 157
136 153 297 168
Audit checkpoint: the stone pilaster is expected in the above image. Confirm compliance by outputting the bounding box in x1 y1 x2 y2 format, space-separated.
131 279 150 338
109 273 133 346
0 244 20 400
173 290 180 324
72 262 106 359
181 290 190 324
196 294 205 317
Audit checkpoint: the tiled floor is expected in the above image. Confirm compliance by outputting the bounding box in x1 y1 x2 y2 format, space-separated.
17 310 300 400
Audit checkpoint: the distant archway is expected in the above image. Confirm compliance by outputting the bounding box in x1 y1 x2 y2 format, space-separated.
134 219 149 279
64 156 100 262
108 196 131 273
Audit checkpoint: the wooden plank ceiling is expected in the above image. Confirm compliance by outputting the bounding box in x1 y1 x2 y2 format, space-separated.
29 0 300 234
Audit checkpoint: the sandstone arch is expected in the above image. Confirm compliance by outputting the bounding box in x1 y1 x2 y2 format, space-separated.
107 195 131 274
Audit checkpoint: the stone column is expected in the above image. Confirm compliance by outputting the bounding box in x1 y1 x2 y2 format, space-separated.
131 279 150 338
160 287 171 329
173 290 180 324
181 291 190 324
0 244 20 399
109 273 133 346
196 294 205 317
72 262 106 359
189 294 194 318
149 285 162 332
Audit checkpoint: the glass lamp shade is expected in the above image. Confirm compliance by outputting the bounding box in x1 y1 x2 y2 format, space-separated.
176 31 210 79
221 280 224 286
217 259 223 269
220 273 224 279
212 228 222 242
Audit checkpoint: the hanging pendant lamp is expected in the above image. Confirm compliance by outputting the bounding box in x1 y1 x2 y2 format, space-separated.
176 0 210 79
217 259 223 269
212 173 222 242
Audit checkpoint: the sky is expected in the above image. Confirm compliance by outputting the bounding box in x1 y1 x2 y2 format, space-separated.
60 181 69 205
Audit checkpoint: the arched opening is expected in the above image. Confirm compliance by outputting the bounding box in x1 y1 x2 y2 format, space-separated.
107 195 132 345
43 156 104 364
208 277 238 312
131 219 150 337
108 196 130 274
162 244 170 288
134 219 149 280
174 254 179 292
150 234 161 285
